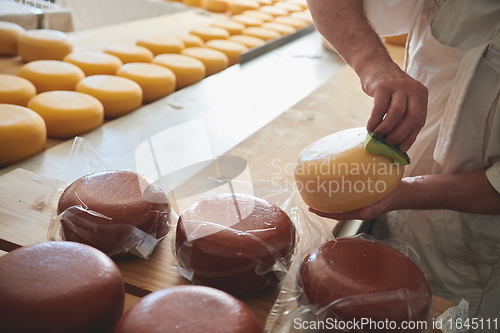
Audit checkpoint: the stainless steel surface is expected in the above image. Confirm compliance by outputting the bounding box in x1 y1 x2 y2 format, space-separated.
1 31 345 180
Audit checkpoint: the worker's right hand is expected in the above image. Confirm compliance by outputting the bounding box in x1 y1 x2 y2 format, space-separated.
360 62 428 152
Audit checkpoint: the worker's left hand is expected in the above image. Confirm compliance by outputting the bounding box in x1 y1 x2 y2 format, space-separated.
308 178 410 221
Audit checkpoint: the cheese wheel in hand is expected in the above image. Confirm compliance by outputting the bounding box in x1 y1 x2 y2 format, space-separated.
0 104 46 167
0 22 25 56
0 74 36 107
294 127 404 213
18 29 72 62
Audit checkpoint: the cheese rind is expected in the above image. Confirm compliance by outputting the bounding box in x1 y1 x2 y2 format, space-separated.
17 60 85 93
229 0 260 14
18 29 72 62
0 22 25 56
202 0 230 12
183 0 203 6
63 51 123 76
136 36 185 56
179 34 205 48
152 54 205 89
190 27 230 42
210 21 246 36
0 74 36 107
76 75 142 118
104 44 154 64
28 91 104 138
180 47 229 76
205 39 248 66
0 104 46 167
117 63 176 103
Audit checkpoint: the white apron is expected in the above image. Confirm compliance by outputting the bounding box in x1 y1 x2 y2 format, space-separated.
366 0 500 327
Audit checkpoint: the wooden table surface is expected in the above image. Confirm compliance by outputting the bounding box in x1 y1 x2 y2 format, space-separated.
0 8 408 330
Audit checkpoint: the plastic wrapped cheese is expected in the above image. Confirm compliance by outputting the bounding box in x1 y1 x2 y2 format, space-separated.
294 127 404 213
117 63 176 103
0 74 36 107
76 75 142 118
28 91 104 138
18 29 72 62
181 47 229 76
205 39 248 66
17 60 85 93
63 51 123 76
152 54 205 89
136 36 185 56
0 22 25 56
0 104 46 167
104 44 154 64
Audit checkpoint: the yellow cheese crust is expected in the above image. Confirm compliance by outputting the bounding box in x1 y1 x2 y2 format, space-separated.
242 27 281 41
104 44 154 64
228 34 266 48
210 21 246 36
0 74 36 107
152 54 205 90
17 60 85 93
205 39 248 66
18 29 72 62
63 51 123 76
229 0 260 14
0 22 25 56
179 34 205 48
136 36 185 56
180 47 229 76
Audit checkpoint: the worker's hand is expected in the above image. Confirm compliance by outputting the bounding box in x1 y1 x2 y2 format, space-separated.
360 63 428 152
308 178 411 221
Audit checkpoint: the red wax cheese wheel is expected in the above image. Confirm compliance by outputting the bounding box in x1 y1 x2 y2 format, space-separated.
176 193 296 297
300 238 432 332
57 170 171 256
115 285 263 333
0 241 124 333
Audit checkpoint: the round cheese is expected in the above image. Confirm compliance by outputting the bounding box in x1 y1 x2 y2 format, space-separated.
136 36 185 56
294 127 404 213
255 0 272 6
228 34 265 48
28 91 104 138
17 60 85 93
183 0 203 6
181 47 229 76
190 26 230 42
0 104 46 167
117 63 176 103
152 54 205 89
18 29 72 62
241 9 274 22
63 51 123 76
261 22 296 35
243 27 280 41
230 14 264 27
0 22 25 56
290 9 313 23
210 21 246 35
205 39 248 66
287 0 308 9
274 1 302 12
179 34 205 48
258 5 289 17
274 16 308 29
202 0 230 12
76 75 142 118
229 0 260 14
0 74 36 107
104 44 154 64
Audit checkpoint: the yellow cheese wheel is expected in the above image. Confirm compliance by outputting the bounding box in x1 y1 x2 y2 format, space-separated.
0 22 25 56
18 29 72 62
294 127 404 213
152 54 205 90
18 60 85 93
0 104 46 167
288 0 308 10
228 34 265 48
136 36 185 56
183 0 203 6
116 63 176 103
255 0 273 6
230 15 264 28
258 5 289 17
63 51 123 76
189 27 230 42
202 0 230 12
76 75 142 118
274 16 308 29
242 27 281 41
210 21 246 36
290 10 313 23
229 0 260 14
28 91 104 138
205 39 248 66
179 34 205 48
180 47 229 76
0 74 36 107
241 10 274 22
274 1 302 12
104 44 154 64
261 22 296 35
